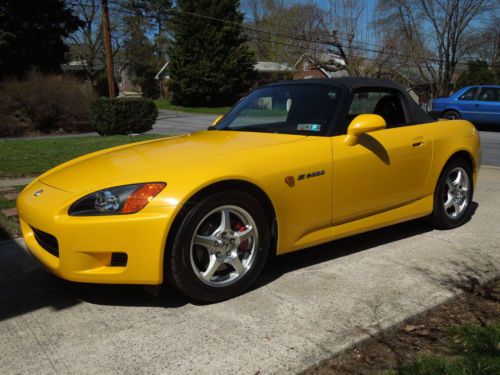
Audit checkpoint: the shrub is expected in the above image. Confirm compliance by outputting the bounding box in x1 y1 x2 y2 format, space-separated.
91 97 158 135
0 71 94 136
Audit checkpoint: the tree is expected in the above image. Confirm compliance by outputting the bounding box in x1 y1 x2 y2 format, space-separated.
323 0 366 75
243 0 327 65
121 0 171 98
139 0 172 59
168 0 255 106
68 0 103 85
377 0 495 97
456 60 496 88
0 0 82 78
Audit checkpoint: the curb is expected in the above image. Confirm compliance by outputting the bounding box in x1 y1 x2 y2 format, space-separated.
482 164 500 170
0 177 36 188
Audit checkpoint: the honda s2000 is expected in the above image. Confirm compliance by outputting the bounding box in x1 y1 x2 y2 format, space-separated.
18 78 480 302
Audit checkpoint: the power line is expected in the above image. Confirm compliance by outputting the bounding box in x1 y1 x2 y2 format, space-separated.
65 0 499 69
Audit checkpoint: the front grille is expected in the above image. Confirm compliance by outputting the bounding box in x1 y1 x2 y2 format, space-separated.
110 252 128 267
32 227 59 257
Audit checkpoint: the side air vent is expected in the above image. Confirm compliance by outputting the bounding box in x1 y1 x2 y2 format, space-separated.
32 227 59 257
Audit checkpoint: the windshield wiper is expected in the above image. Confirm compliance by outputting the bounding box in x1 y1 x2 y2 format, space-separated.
228 126 275 133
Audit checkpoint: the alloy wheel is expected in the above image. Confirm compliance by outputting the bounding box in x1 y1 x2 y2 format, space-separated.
442 166 469 219
189 205 259 287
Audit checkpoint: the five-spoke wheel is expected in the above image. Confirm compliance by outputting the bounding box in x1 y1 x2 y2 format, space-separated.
431 158 473 229
166 191 270 302
442 167 469 219
190 206 258 287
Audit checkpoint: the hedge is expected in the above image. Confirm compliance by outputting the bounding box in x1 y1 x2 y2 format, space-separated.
91 97 158 135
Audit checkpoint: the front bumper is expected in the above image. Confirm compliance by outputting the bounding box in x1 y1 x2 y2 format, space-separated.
17 180 176 285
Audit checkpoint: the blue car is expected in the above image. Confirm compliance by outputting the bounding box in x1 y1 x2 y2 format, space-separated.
431 85 500 125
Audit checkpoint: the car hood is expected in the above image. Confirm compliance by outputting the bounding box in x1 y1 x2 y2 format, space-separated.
39 130 306 193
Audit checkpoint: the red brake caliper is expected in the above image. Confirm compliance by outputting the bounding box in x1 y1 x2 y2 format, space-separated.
235 223 250 252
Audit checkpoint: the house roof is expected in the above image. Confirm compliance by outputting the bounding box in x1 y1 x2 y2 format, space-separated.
254 61 293 73
294 53 346 69
293 53 347 78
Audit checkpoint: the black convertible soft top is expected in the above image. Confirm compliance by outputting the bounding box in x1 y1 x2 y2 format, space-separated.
265 77 434 134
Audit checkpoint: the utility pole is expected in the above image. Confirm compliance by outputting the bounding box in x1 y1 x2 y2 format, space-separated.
102 0 116 97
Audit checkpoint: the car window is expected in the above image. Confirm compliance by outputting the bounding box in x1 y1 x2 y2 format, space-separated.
348 90 407 128
229 96 289 128
217 85 340 135
477 88 500 102
458 87 478 101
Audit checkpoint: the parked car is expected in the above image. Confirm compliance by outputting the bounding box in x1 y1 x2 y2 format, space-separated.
431 85 500 125
17 78 480 302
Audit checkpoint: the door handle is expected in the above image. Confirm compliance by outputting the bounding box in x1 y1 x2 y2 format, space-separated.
474 104 480 107
412 136 425 148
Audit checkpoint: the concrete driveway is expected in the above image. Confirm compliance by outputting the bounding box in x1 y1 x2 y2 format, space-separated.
1 167 499 374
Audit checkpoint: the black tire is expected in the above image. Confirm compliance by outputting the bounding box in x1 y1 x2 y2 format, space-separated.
441 110 461 120
430 158 473 229
166 190 270 302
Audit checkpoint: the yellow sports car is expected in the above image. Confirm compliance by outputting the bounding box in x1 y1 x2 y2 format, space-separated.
17 78 480 302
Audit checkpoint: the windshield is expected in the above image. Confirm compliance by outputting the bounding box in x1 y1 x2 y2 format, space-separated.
216 84 340 135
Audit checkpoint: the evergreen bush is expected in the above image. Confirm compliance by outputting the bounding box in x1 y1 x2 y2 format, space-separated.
91 98 158 135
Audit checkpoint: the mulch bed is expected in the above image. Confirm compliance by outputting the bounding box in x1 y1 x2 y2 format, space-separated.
303 277 500 374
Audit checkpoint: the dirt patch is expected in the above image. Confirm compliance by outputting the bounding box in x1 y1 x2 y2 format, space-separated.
303 277 500 374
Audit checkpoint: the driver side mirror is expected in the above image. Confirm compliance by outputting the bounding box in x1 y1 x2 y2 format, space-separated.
345 114 386 146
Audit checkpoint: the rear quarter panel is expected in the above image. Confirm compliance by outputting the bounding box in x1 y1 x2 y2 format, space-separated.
424 119 480 194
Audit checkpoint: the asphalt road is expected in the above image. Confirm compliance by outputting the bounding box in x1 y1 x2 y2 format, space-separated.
1 167 499 374
479 130 500 167
148 109 218 135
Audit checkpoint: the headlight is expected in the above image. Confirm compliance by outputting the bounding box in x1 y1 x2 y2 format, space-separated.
69 183 166 216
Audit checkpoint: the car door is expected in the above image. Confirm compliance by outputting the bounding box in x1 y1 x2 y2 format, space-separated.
454 87 481 123
474 87 500 124
331 90 433 225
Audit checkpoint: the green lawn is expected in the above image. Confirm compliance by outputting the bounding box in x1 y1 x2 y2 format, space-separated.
154 98 230 115
390 324 500 375
0 135 164 177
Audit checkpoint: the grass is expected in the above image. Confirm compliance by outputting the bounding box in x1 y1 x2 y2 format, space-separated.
0 186 24 240
0 195 16 210
154 98 230 115
396 324 500 375
0 135 164 178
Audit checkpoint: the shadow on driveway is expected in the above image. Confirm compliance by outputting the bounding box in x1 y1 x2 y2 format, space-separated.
0 202 478 320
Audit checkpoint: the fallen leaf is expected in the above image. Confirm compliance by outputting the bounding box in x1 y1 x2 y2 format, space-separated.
404 324 417 332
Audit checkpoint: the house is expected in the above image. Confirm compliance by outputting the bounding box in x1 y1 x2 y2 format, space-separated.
154 60 294 98
61 44 139 94
293 53 347 80
252 61 293 88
